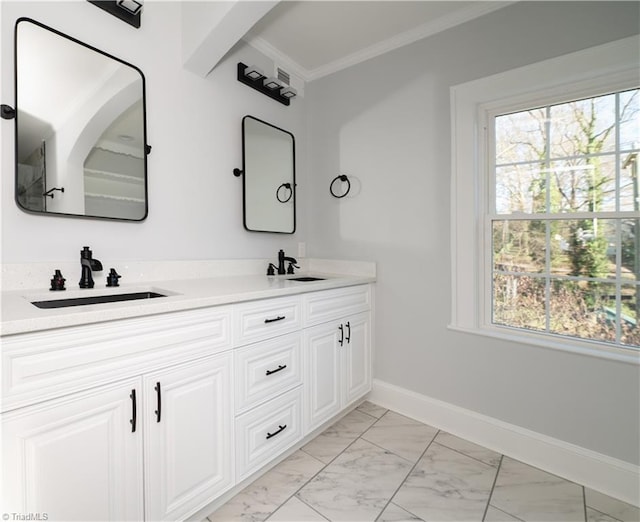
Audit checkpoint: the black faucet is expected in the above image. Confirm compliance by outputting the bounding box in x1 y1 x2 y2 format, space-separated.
277 249 297 275
79 246 103 288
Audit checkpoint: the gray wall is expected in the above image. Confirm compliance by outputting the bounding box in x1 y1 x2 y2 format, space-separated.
306 1 640 465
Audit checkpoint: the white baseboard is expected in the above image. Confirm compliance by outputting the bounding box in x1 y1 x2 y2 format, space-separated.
369 379 639 508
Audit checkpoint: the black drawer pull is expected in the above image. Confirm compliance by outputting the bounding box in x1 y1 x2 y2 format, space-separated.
345 321 351 344
264 315 285 324
266 424 287 440
338 324 344 346
154 382 162 423
130 389 137 433
266 364 287 376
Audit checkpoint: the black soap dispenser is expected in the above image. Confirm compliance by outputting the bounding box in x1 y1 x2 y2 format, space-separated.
50 269 66 291
106 268 121 287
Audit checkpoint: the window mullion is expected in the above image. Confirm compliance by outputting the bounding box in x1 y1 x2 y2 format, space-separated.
544 106 552 332
615 93 622 344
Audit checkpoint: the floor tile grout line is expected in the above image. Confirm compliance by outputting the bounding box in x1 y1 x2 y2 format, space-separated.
373 429 441 522
585 505 626 522
356 405 385 422
430 439 501 469
266 494 331 522
484 502 527 522
500 453 589 488
358 434 426 465
291 494 332 521
482 454 504 522
299 447 329 468
356 402 388 415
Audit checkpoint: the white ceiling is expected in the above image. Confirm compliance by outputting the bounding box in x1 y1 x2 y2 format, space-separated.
244 1 513 82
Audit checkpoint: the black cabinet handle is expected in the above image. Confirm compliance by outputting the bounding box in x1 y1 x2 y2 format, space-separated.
266 424 287 440
130 389 137 433
264 315 285 324
154 382 162 423
266 364 287 376
345 321 351 344
338 324 344 346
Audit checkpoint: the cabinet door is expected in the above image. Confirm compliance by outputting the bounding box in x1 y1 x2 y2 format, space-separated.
2 378 143 521
304 321 342 432
144 353 233 521
342 312 372 406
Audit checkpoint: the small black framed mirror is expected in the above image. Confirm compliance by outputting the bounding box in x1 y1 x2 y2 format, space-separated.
13 18 149 221
236 116 296 234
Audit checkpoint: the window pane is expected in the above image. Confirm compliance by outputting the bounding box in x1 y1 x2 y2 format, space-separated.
549 280 616 343
551 219 617 279
621 153 639 212
622 219 639 282
495 164 545 214
621 284 639 347
619 89 639 152
493 220 546 273
495 108 546 165
491 87 639 350
493 274 546 331
549 93 616 158
549 157 615 213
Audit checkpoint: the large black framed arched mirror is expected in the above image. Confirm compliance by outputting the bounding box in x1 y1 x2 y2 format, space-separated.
13 18 149 221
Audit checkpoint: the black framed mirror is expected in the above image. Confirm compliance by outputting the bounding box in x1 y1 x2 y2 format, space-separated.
13 18 149 221
237 116 296 234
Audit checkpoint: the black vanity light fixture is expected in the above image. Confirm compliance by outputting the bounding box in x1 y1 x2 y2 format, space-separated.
87 0 143 28
237 62 297 106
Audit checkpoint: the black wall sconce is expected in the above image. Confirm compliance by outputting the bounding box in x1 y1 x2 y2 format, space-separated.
237 63 296 106
87 0 143 28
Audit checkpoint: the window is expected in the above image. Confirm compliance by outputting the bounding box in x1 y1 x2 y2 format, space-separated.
450 36 640 361
490 90 639 348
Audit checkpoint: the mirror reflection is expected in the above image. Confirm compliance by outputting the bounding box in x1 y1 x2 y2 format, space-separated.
15 18 148 220
241 116 296 233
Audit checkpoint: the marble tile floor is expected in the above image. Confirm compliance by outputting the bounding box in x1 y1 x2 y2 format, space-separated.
206 402 639 522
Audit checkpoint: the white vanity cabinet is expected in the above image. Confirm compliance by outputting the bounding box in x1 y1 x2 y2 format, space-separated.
303 286 372 432
2 378 144 521
143 353 233 521
232 296 305 481
1 307 234 522
1 281 373 521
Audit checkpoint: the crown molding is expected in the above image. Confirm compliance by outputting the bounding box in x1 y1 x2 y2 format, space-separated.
242 34 312 82
245 1 513 83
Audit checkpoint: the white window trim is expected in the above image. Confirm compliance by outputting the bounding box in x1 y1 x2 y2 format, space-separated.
450 35 640 365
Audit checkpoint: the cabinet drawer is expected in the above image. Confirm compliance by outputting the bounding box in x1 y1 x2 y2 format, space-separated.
2 307 231 413
235 386 303 480
233 295 302 346
235 332 302 413
303 285 371 326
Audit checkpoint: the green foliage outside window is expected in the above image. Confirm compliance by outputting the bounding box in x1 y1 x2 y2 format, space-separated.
493 89 639 348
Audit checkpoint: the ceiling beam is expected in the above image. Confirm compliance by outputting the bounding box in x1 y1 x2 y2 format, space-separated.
182 0 279 78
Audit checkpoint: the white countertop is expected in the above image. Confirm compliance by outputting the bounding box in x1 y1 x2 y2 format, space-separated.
1 272 375 336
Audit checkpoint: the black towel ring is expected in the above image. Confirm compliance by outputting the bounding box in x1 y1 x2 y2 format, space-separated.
330 175 351 198
276 183 293 203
